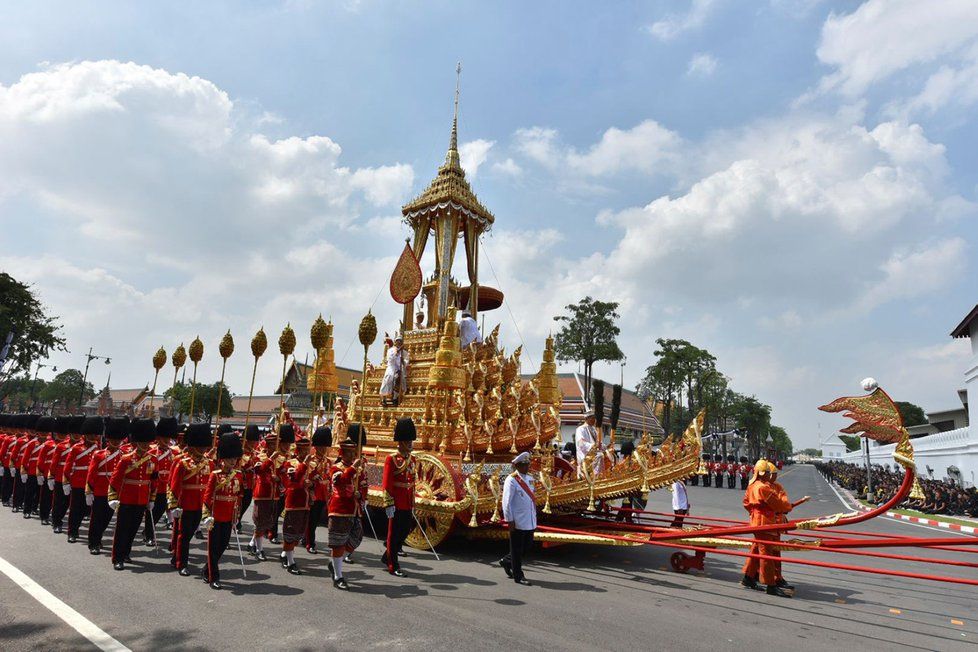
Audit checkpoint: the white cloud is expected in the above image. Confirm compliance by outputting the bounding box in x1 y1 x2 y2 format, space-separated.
491 157 522 177
686 52 718 77
856 238 968 312
459 138 494 178
647 0 718 41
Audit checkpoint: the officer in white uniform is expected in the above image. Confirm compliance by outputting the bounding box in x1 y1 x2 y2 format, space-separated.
671 479 689 527
499 451 536 585
459 310 483 349
574 410 603 478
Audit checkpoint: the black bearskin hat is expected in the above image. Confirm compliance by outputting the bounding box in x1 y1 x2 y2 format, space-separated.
312 426 332 447
278 423 295 444
393 418 416 442
156 417 179 440
184 423 212 448
81 416 105 437
104 417 130 441
243 424 261 442
217 432 243 460
130 418 157 443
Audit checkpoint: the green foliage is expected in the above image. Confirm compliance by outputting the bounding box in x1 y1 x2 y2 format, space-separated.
895 401 927 427
637 338 719 436
796 448 823 457
839 434 862 452
39 368 94 409
0 272 67 380
553 296 624 397
166 381 234 420
0 374 45 411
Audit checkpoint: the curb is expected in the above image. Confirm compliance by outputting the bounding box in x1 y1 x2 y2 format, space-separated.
836 484 977 534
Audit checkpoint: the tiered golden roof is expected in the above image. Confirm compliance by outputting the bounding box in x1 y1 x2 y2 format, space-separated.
535 335 561 406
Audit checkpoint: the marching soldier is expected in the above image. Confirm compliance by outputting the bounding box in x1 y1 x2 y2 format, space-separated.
86 417 129 555
143 417 178 546
201 431 245 590
499 451 536 586
726 455 736 489
168 423 213 575
382 418 416 577
739 456 750 490
108 418 157 570
713 454 725 488
236 424 261 534
280 435 313 575
305 426 332 555
8 416 30 512
35 417 58 524
16 415 43 517
48 417 76 533
249 425 288 560
326 423 368 590
63 416 102 544
0 415 15 506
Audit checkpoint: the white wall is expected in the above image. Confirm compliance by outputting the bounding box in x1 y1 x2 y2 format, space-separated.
841 426 977 487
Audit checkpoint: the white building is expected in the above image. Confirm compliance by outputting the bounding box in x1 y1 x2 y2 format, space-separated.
821 432 847 460
842 304 977 486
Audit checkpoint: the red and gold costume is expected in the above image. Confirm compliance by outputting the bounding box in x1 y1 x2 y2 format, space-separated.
108 447 157 565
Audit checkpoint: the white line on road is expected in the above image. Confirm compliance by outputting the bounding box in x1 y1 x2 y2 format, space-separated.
0 554 131 652
819 472 972 538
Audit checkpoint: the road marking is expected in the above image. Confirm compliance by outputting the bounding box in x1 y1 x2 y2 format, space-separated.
0 555 130 652
834 598 846 604
952 619 964 626
888 608 901 614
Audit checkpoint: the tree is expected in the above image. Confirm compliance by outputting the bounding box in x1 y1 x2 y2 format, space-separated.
796 448 822 457
838 434 862 453
728 394 772 459
769 425 793 456
39 369 94 411
895 401 927 427
0 375 40 411
0 272 67 383
553 296 624 398
166 381 234 421
638 338 722 437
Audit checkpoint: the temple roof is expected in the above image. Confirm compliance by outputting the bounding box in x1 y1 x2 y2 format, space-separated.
401 84 495 228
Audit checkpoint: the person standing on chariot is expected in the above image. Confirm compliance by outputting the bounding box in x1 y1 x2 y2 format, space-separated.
382 418 416 576
326 424 368 590
379 335 409 407
499 451 536 586
574 410 602 478
459 310 482 349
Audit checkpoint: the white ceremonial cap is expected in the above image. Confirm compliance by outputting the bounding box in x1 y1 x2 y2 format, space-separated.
583 409 595 418
512 451 531 464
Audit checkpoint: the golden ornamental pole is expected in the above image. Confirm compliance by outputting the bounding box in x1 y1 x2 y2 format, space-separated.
310 314 329 433
245 328 268 428
187 336 204 420
356 311 378 456
171 343 187 418
278 324 296 420
149 347 166 418
215 330 234 425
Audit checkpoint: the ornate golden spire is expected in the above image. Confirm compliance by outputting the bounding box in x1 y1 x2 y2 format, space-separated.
445 61 461 169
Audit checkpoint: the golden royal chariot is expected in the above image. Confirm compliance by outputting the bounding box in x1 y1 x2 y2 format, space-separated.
304 93 706 550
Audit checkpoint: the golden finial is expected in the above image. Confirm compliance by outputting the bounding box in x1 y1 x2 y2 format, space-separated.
279 323 296 356
189 336 204 363
172 343 187 369
311 314 329 351
251 327 268 358
219 330 234 360
445 61 462 170
358 311 378 348
152 347 167 371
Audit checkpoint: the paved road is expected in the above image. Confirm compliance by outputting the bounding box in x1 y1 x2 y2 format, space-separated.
1 465 975 651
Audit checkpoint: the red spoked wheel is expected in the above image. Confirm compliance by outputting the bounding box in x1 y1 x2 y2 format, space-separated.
670 551 690 573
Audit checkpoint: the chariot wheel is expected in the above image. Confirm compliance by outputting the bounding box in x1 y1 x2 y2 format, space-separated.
670 551 690 573
406 452 464 550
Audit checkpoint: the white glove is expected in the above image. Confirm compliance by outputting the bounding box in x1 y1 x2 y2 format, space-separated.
63 484 72 496
36 475 44 485
108 500 120 511
47 479 55 490
0 467 5 477
20 473 28 483
385 505 395 519
170 508 183 519
85 494 94 506
201 516 214 531
147 501 154 509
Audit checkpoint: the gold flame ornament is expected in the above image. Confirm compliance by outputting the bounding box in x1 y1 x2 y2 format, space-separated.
215 330 234 425
149 346 166 416
278 323 296 414
245 327 267 428
187 336 204 419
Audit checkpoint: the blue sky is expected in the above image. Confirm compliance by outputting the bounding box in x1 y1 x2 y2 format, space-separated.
1 1 976 448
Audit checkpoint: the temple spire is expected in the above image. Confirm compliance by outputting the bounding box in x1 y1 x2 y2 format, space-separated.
445 61 462 170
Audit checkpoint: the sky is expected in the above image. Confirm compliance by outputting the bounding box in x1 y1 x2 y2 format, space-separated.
1 0 976 449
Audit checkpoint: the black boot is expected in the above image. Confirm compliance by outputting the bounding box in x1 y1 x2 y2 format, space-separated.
766 585 791 598
740 575 761 591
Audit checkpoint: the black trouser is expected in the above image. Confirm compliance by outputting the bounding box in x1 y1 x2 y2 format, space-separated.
1 471 13 504
740 476 749 490
727 474 736 489
12 474 26 510
38 481 52 521
236 488 253 531
112 503 145 563
701 473 710 488
306 499 326 549
51 482 68 528
88 496 114 550
206 521 233 583
672 508 688 528
171 509 202 569
22 477 39 516
502 529 534 581
67 487 87 536
142 493 167 541
714 474 723 488
689 475 699 486
270 495 285 538
384 509 414 571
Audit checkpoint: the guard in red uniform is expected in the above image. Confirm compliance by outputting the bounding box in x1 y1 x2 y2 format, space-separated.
168 423 213 575
86 417 129 554
0 415 16 506
48 417 76 533
739 456 750 490
17 415 44 518
713 454 725 488
7 416 31 512
142 417 178 546
279 436 312 575
236 424 261 533
63 416 103 543
201 431 244 590
248 426 288 561
34 417 58 524
109 418 157 570
305 426 332 554
326 424 368 590
382 418 416 576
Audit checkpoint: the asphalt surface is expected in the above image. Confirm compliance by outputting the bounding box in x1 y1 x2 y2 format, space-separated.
1 465 976 651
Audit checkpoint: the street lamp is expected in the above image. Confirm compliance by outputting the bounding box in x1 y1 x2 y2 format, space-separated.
30 361 56 410
79 347 111 411
860 377 877 497
765 433 774 460
620 356 626 387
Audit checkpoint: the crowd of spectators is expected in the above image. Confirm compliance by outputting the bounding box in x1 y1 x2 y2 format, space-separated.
815 460 978 519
